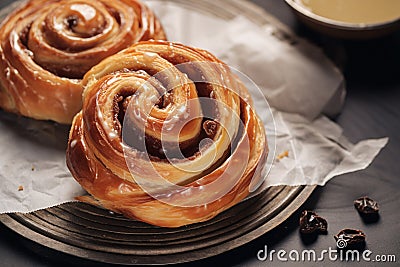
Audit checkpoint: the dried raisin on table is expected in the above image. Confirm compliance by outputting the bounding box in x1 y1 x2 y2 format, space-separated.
299 210 328 234
354 196 379 214
334 228 366 247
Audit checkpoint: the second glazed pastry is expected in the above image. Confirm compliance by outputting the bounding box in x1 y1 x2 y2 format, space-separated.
67 41 268 227
0 0 166 123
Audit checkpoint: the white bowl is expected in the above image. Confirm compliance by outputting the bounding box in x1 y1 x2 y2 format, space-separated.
284 0 400 39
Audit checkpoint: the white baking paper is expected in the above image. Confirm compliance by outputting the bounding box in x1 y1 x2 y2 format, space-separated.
0 0 387 213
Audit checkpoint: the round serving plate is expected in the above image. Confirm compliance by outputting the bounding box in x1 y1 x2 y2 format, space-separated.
0 0 316 265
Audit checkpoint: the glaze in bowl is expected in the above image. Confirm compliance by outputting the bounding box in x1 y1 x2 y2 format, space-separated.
285 0 400 39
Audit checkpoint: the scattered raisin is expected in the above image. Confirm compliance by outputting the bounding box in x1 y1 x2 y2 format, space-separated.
354 196 379 214
334 229 366 248
299 210 328 234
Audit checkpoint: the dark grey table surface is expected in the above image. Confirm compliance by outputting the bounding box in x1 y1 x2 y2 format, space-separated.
0 0 399 266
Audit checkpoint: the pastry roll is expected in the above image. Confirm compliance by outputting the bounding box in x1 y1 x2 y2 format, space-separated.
67 41 268 227
0 0 166 123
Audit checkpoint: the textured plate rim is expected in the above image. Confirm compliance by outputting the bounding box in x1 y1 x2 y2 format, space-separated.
0 186 316 265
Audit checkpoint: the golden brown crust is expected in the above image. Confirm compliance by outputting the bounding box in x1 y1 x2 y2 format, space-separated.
67 41 268 227
0 0 166 123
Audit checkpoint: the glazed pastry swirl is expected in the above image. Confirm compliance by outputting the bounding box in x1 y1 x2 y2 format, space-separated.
67 41 268 227
0 0 166 123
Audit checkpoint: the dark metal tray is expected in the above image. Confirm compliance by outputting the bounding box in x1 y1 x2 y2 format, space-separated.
1 185 315 265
